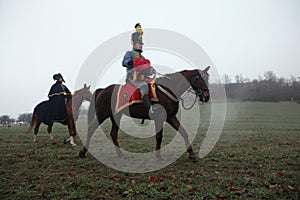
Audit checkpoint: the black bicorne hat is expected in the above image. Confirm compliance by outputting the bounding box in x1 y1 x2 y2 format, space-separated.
53 73 65 82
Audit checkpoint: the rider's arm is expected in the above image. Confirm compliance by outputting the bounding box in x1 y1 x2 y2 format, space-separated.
48 84 56 98
122 51 133 69
48 83 71 99
62 85 72 100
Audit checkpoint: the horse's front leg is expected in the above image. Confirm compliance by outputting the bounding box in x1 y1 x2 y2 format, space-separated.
66 118 77 146
47 123 56 145
79 117 100 158
154 119 164 160
64 136 76 146
167 116 196 161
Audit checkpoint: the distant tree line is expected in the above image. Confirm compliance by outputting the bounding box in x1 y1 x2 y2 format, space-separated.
1 71 298 124
0 108 91 126
0 113 32 126
0 106 90 126
220 71 300 101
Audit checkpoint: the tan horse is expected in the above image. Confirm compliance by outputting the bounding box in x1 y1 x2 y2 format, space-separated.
28 84 92 146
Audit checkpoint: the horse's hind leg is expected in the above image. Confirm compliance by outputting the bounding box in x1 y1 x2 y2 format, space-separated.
47 123 56 144
167 116 196 161
33 121 41 144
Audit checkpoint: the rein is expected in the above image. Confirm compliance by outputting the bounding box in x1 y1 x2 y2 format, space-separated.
156 85 198 110
155 70 208 110
157 85 178 102
181 87 198 110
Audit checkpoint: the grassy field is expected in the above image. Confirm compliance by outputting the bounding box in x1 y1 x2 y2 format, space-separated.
0 102 299 199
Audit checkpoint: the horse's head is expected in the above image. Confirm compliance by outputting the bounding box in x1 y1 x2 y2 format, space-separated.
74 84 92 102
184 66 210 102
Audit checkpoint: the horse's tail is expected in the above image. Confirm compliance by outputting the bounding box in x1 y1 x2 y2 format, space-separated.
27 111 37 133
88 89 103 126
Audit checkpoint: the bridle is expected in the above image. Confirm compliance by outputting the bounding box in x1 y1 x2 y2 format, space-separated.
192 87 208 97
189 74 209 96
156 73 209 110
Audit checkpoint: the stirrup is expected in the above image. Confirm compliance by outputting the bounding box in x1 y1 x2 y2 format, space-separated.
149 106 154 114
148 105 161 120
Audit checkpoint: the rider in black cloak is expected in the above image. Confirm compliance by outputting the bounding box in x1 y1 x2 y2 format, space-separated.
34 73 71 125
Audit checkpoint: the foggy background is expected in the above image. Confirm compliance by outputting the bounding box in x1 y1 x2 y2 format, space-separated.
0 0 300 118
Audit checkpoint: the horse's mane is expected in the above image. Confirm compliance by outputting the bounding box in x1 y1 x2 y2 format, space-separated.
156 69 207 83
73 89 82 95
73 87 87 98
156 69 202 85
156 70 186 83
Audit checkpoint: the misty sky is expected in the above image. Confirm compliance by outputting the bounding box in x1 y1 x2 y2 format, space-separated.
0 0 300 118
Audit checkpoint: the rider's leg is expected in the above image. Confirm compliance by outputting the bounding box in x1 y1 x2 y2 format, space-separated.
139 83 154 114
128 79 156 115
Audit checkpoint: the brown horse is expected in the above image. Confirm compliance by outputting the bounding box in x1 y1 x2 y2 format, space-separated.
72 84 92 121
79 67 210 160
28 84 92 146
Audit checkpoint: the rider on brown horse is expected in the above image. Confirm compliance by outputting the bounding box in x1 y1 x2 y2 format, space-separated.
46 73 72 124
122 23 157 116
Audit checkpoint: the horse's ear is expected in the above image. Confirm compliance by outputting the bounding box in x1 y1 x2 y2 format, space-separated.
88 85 91 89
203 66 210 73
84 83 87 88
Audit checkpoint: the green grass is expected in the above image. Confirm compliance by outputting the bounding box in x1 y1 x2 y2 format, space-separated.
0 102 299 199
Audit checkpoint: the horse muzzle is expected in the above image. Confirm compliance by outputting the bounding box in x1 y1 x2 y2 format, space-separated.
198 90 210 103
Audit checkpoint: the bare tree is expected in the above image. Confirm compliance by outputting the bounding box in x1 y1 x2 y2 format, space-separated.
244 77 251 83
235 74 242 83
235 74 249 83
17 113 33 124
0 115 15 125
264 71 277 82
222 74 232 84
225 71 300 101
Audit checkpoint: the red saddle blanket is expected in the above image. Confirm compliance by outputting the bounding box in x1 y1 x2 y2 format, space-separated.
115 79 158 113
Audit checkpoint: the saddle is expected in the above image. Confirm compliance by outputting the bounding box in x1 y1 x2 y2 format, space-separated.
115 78 158 113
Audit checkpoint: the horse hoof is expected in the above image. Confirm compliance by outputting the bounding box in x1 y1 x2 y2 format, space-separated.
156 157 163 161
71 143 77 147
121 155 129 161
52 141 57 145
117 153 124 158
155 154 163 161
63 139 68 144
79 150 86 158
189 156 198 162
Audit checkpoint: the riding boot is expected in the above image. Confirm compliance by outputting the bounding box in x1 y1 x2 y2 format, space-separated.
143 94 163 120
142 94 152 112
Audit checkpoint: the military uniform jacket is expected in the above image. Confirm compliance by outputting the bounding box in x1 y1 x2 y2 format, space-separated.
122 50 153 81
122 50 144 70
